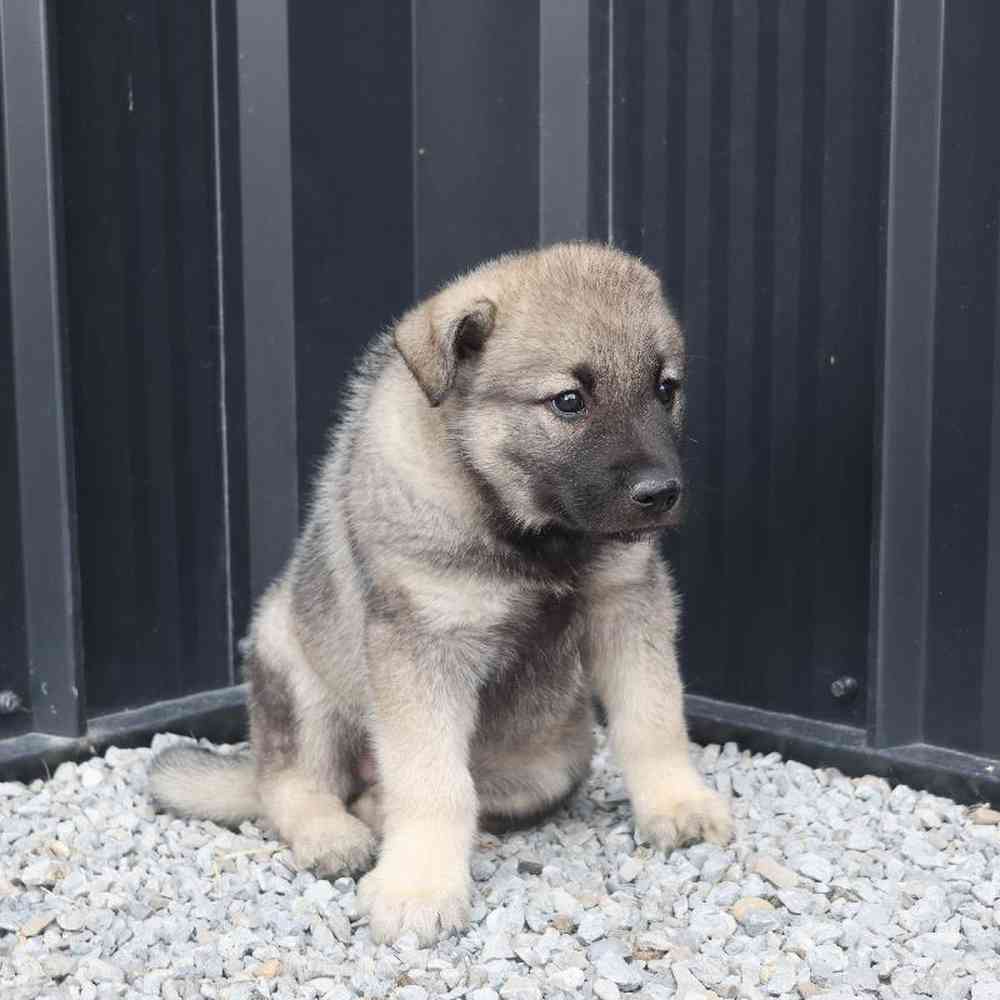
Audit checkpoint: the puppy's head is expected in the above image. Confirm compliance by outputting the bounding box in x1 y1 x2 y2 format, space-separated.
394 243 685 539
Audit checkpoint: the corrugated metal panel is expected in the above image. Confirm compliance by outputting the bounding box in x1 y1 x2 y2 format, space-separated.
289 3 415 499
54 1 233 715
923 0 1000 757
613 0 891 728
0 53 31 740
414 0 541 296
2 0 999 799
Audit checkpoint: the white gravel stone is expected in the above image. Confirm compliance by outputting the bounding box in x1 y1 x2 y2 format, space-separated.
618 858 642 883
303 879 335 907
640 986 675 1000
20 859 64 887
594 954 641 991
975 883 999 906
635 929 673 952
395 987 428 1000
547 887 580 917
79 767 105 789
751 855 799 890
776 888 814 915
2 731 999 999
316 984 352 1000
547 968 585 992
846 828 879 851
592 979 620 1000
482 931 516 961
795 853 834 884
500 975 542 1000
690 909 737 940
810 942 848 980
576 911 607 943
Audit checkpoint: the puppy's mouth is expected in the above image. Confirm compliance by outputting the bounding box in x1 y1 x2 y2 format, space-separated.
550 508 680 543
558 497 685 540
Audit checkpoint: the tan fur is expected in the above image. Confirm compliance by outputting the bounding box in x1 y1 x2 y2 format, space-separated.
148 747 258 826
383 559 517 631
259 770 376 874
586 547 732 848
148 242 730 945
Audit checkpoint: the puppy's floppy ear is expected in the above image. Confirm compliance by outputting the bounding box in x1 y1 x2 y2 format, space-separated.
393 297 496 405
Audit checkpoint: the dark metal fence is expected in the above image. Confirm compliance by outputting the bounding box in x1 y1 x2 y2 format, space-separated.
2 1 998 804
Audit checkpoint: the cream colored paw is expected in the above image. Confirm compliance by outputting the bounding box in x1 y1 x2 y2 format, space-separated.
289 811 377 876
357 856 470 945
637 785 733 851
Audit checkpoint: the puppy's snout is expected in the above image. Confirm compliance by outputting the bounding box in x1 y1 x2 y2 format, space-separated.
629 476 682 513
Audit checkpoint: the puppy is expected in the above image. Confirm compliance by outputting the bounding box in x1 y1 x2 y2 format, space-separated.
149 242 732 943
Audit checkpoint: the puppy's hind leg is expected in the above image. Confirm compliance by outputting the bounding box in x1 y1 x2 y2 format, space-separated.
258 767 375 877
247 592 376 877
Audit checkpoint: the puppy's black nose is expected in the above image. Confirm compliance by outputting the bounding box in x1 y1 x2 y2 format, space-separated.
630 478 682 512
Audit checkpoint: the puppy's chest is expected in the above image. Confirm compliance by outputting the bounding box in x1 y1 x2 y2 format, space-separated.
474 587 587 718
398 560 589 727
400 556 576 631
405 559 582 645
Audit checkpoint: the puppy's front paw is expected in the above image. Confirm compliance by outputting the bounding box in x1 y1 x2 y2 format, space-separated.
357 857 470 945
290 811 377 877
637 786 733 851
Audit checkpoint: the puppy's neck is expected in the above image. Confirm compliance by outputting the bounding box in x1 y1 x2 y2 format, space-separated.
367 357 493 526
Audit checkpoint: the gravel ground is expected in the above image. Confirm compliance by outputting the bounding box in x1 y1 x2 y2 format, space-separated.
3 731 1000 1000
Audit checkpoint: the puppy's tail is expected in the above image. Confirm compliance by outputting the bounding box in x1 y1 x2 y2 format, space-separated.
148 745 260 826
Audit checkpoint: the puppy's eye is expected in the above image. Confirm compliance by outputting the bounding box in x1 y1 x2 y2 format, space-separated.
656 378 680 408
551 390 586 416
